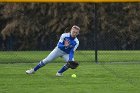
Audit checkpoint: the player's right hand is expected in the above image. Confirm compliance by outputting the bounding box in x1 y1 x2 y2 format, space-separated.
64 40 69 47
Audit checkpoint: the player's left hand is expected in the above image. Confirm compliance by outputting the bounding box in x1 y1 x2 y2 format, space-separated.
66 61 79 69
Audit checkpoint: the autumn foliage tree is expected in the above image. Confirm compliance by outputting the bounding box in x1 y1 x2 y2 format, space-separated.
0 3 139 50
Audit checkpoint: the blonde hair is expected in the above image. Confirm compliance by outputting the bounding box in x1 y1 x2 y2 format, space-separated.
72 25 80 31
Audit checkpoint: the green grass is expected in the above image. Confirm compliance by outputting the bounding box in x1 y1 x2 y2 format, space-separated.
98 51 140 62
0 63 140 93
0 50 140 63
0 50 140 93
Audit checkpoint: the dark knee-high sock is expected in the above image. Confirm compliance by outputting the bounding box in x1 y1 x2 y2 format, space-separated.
34 61 45 71
58 64 69 73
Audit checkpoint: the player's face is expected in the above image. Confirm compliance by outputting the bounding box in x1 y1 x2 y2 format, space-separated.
70 28 79 37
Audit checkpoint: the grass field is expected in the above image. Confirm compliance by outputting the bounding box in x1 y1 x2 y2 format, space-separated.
0 50 140 63
0 51 140 93
0 63 140 93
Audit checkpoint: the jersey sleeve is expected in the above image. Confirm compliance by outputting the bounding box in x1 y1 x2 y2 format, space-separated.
73 40 79 51
58 34 65 43
69 40 79 61
57 34 65 48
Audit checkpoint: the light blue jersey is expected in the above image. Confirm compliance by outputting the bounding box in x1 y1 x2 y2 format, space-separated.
57 33 79 61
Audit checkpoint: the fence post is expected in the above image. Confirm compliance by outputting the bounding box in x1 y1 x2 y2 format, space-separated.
94 3 98 63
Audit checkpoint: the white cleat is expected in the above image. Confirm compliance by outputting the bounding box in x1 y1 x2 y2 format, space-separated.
26 69 35 74
56 72 63 77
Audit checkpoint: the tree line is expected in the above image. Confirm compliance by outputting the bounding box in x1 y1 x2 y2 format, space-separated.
0 3 139 50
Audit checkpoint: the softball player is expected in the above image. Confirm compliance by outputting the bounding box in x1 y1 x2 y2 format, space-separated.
26 25 80 76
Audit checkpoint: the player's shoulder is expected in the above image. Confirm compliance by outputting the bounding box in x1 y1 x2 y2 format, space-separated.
62 33 70 36
61 33 70 37
74 37 79 44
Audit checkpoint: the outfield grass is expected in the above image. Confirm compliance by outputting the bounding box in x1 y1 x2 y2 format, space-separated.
0 51 140 93
0 63 140 93
0 50 140 63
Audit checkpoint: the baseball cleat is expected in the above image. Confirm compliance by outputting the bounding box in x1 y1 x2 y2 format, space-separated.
56 72 63 76
26 69 35 74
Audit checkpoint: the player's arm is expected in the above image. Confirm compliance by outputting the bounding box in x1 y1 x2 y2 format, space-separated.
69 41 79 61
66 42 79 69
57 34 65 48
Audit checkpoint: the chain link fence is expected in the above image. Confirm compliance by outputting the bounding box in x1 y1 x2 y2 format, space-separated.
0 3 140 63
